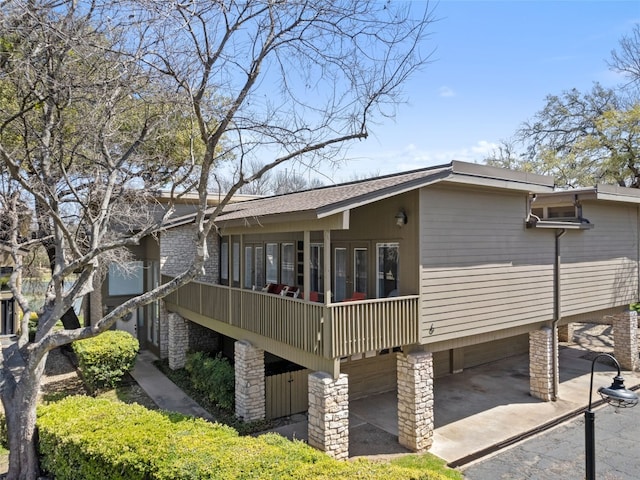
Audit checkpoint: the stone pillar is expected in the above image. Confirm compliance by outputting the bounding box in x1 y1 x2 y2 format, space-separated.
558 323 573 343
158 301 169 360
168 312 189 370
529 327 556 401
613 311 638 372
234 340 265 421
397 351 434 452
307 372 349 460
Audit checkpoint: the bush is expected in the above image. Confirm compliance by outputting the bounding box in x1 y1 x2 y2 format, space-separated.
72 330 139 392
185 351 234 410
37 396 445 480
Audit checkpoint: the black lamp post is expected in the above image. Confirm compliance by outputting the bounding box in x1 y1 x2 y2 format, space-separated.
585 353 638 480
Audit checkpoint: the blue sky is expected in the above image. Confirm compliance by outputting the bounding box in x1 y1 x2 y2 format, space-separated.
329 0 639 181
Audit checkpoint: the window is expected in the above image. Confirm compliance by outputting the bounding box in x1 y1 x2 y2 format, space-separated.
531 205 578 220
310 244 324 293
281 243 295 286
334 247 347 302
232 241 240 285
108 261 144 296
220 239 229 284
244 246 253 289
354 248 368 295
377 243 399 298
255 246 265 288
266 243 278 284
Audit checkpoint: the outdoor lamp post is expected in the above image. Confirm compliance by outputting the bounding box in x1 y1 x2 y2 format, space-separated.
585 353 638 480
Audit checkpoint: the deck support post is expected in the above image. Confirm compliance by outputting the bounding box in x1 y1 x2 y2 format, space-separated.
307 371 349 460
613 310 638 372
397 350 434 452
168 312 189 370
234 340 266 421
529 326 556 401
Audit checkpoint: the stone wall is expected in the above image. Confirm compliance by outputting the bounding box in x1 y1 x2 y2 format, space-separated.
160 225 219 284
189 321 220 353
529 327 556 401
234 340 265 422
396 351 434 452
307 372 349 460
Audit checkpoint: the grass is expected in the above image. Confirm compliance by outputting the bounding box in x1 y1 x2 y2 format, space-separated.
391 454 464 479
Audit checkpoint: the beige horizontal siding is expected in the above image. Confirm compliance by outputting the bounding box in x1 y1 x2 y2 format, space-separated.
560 202 638 317
420 185 555 344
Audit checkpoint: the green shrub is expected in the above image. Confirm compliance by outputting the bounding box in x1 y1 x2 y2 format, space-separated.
185 351 234 410
72 330 139 392
37 396 446 480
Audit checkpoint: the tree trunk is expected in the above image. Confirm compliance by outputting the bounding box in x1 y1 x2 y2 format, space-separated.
2 351 47 480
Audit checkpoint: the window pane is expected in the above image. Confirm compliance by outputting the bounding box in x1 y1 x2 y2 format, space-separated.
255 246 265 288
281 243 295 286
244 246 253 289
232 242 240 284
266 243 278 284
354 248 368 294
377 243 399 298
334 247 347 302
108 262 144 296
310 244 324 293
220 241 229 282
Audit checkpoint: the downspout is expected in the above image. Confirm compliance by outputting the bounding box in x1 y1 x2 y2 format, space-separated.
552 228 566 401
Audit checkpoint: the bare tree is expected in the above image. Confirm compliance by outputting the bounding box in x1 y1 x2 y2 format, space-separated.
609 23 640 89
0 1 434 478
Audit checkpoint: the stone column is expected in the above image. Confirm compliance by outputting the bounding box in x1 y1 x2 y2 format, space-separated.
158 300 169 359
613 311 638 372
307 372 349 460
529 327 556 401
234 340 265 421
397 351 434 452
168 312 189 370
558 323 573 343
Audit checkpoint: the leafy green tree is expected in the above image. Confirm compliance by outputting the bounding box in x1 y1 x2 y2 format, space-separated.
487 85 640 188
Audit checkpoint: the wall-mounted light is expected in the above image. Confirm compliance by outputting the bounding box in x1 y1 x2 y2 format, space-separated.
395 210 408 227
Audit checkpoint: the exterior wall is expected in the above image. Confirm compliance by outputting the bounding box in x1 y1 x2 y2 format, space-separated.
340 352 396 400
419 185 555 344
560 202 639 317
160 225 219 284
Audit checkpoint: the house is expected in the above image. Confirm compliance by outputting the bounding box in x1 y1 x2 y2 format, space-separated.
0 243 28 336
101 160 640 459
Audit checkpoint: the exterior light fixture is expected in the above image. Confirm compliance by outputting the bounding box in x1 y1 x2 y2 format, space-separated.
395 210 407 227
584 353 638 480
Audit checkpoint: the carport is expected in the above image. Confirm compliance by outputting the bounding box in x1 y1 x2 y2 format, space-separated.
347 323 640 464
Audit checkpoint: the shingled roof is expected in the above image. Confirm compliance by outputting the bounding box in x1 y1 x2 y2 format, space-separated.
165 160 554 229
218 163 452 223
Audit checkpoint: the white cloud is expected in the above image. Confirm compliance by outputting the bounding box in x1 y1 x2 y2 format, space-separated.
438 86 456 98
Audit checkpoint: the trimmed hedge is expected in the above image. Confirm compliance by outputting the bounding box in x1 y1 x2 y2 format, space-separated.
185 351 234 409
37 396 445 480
72 330 139 392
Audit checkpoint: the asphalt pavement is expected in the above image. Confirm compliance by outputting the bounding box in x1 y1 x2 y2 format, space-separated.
462 402 640 480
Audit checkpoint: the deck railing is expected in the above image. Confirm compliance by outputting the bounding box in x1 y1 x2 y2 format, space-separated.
163 276 419 358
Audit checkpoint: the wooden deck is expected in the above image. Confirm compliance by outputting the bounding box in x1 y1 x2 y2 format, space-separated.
163 277 419 358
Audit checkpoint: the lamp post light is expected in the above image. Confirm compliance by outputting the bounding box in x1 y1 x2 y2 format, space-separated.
585 353 638 480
